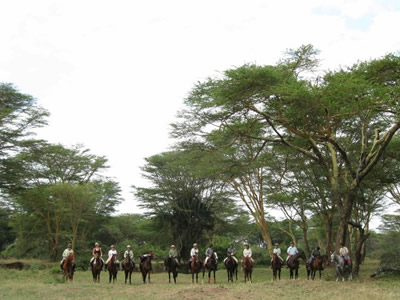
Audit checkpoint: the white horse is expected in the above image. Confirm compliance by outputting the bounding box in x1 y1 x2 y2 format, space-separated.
330 252 353 282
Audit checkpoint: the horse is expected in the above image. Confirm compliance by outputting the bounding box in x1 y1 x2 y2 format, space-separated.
190 254 201 284
164 256 178 284
330 252 353 281
121 253 135 284
63 253 75 283
203 252 218 283
287 251 306 280
140 252 155 284
91 253 103 283
242 256 253 283
306 256 325 280
224 253 238 282
107 254 118 283
271 254 283 281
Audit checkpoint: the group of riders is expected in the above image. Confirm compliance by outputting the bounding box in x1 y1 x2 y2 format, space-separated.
59 240 351 273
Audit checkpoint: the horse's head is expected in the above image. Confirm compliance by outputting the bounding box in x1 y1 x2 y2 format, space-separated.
330 252 336 263
299 251 307 260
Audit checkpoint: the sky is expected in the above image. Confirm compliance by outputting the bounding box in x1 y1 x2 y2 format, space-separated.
0 0 400 219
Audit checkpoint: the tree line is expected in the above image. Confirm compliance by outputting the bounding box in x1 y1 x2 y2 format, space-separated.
1 46 400 276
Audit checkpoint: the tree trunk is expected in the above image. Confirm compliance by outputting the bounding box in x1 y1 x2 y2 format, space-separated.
348 221 370 276
335 191 356 251
302 226 311 257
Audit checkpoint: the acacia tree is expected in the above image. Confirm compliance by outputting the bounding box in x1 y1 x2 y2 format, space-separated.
173 45 400 253
4 142 121 259
134 150 234 262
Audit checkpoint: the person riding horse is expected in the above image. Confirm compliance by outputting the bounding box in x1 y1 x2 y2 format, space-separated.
105 245 120 271
308 246 322 267
242 243 254 266
204 243 218 267
271 242 284 265
90 242 105 270
223 243 238 264
122 245 135 268
286 241 299 265
60 243 75 273
188 243 201 268
339 243 351 265
168 245 180 266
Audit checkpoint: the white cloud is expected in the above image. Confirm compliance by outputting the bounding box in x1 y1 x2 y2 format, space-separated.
0 0 399 221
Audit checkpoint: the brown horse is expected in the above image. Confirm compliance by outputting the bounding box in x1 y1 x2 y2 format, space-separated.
287 251 306 280
224 253 238 282
91 253 103 283
190 254 201 284
121 253 135 284
242 256 253 283
271 254 283 281
63 253 75 283
140 252 155 284
203 252 218 284
107 254 118 283
306 255 325 280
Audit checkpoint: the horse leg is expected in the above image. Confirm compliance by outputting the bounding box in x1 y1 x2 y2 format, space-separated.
168 271 171 283
208 270 211 283
214 270 216 284
278 268 281 280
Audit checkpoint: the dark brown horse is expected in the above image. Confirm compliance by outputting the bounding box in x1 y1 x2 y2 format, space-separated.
306 255 326 280
287 251 306 280
164 256 178 284
107 254 118 283
202 252 218 283
140 252 155 284
271 254 283 281
242 256 253 283
224 253 238 282
91 253 103 283
190 254 201 284
121 253 135 284
63 253 75 283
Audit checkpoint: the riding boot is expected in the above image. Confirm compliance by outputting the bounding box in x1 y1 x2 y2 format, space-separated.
60 264 63 273
104 265 107 272
73 264 76 273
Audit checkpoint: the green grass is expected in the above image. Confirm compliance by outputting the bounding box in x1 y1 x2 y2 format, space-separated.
0 259 399 299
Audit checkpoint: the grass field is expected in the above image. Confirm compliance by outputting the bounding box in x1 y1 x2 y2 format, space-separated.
0 259 399 299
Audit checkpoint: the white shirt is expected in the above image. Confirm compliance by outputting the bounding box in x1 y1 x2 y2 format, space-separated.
62 248 74 259
339 247 349 256
287 246 298 256
273 248 281 255
108 249 117 258
191 248 199 257
243 248 252 257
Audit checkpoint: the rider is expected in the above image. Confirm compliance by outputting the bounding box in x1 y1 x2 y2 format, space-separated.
204 243 218 267
339 243 350 265
286 241 299 265
60 243 75 272
169 244 180 266
188 242 200 269
122 245 135 268
223 243 238 264
105 245 120 271
309 245 321 265
271 242 284 265
90 242 104 270
242 243 254 266
140 251 154 271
